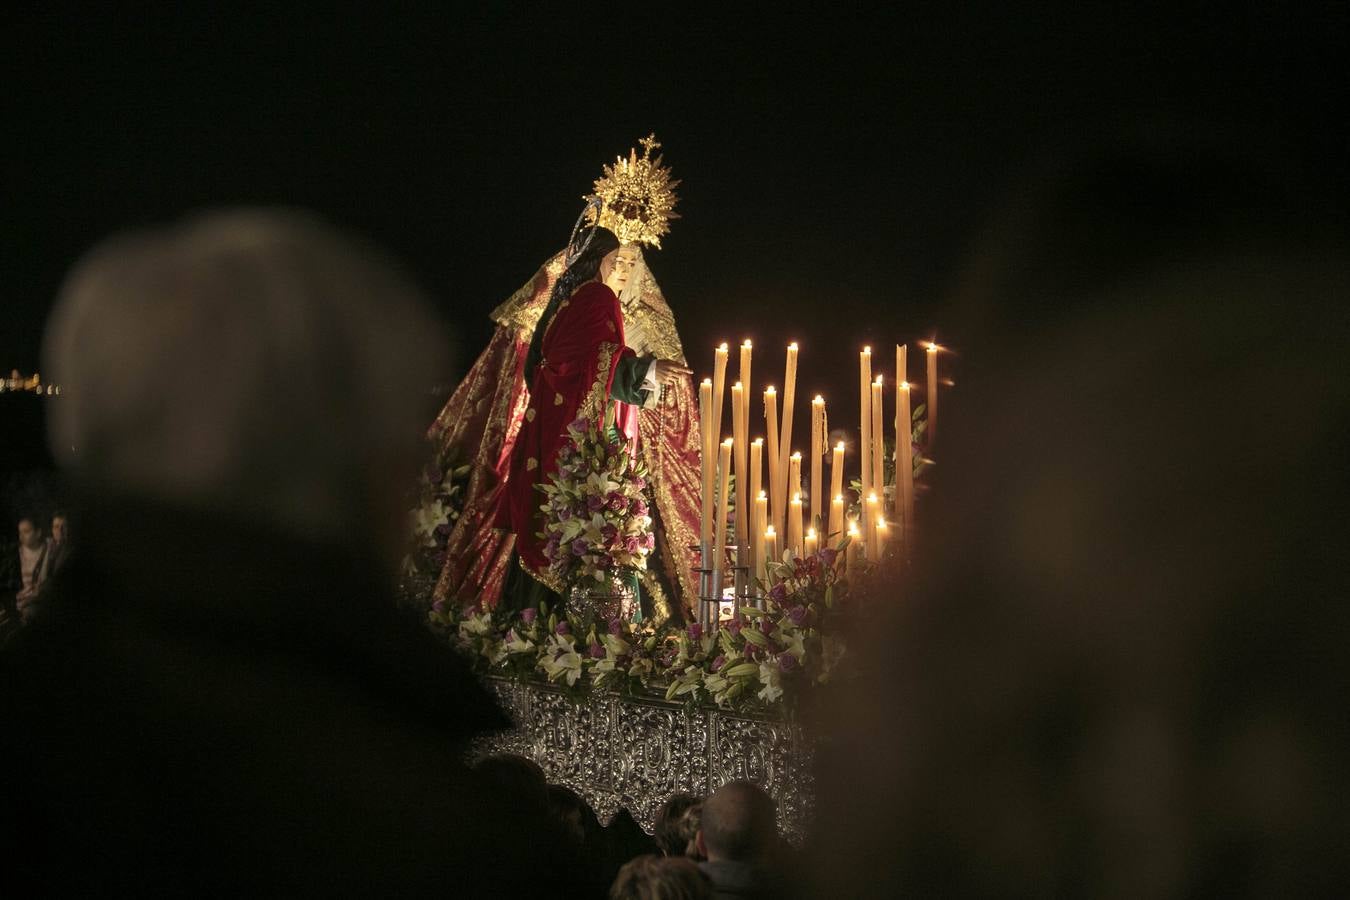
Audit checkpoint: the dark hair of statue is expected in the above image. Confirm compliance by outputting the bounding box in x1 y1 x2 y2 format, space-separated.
524 226 621 382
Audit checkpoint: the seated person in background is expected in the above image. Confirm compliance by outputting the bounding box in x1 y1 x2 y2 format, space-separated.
610 855 711 900
13 515 51 622
46 512 71 575
695 781 781 900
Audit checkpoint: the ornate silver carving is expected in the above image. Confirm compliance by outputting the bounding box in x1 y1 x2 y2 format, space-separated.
470 677 814 843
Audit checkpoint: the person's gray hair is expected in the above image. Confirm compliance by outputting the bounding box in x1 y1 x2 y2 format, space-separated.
43 208 449 550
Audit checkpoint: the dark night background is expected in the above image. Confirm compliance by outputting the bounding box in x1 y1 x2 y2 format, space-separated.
3 4 1347 454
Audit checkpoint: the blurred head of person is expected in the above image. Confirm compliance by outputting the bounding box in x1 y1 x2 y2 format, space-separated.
609 854 710 900
653 793 703 858
16 517 44 551
49 514 67 545
42 209 449 572
811 120 1350 897
696 781 777 864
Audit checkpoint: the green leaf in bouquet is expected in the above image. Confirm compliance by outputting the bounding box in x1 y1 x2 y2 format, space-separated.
722 661 760 679
741 627 769 648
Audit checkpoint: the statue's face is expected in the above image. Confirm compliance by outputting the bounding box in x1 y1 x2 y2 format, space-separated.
51 516 67 543
600 245 641 294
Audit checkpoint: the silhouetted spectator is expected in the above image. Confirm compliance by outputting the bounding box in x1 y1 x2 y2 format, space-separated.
610 854 711 900
809 125 1350 897
0 209 586 897
696 781 779 899
654 793 703 859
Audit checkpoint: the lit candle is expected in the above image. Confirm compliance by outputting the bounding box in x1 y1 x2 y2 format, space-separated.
829 441 845 532
714 438 734 591
731 382 748 550
926 341 938 449
764 525 778 569
804 527 818 558
845 520 861 573
712 342 729 447
810 395 825 532
830 494 845 543
765 386 782 536
871 375 884 510
788 492 804 558
754 491 769 583
699 378 714 545
859 347 873 534
749 437 763 574
739 339 753 439
897 380 915 548
865 493 880 561
777 340 793 534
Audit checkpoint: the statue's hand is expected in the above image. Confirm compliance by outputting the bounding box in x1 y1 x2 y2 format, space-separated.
653 359 692 385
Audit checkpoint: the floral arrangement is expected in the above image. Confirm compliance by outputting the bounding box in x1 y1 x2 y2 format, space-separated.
403 457 470 579
538 417 655 586
429 543 859 714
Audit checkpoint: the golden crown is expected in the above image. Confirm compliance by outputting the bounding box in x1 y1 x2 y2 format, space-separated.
585 134 681 248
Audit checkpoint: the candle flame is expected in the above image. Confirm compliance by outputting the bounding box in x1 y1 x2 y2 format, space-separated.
835 493 844 503
813 394 824 403
807 527 817 538
874 375 883 386
791 451 801 460
848 522 861 535
863 345 871 354
718 342 728 351
835 441 845 452
765 526 776 536
702 377 711 385
742 339 752 348
868 493 878 503
926 341 939 352
758 490 767 500
722 438 733 447
901 381 910 390
752 437 763 446
733 381 742 390
765 385 775 393
788 342 798 351
792 493 801 503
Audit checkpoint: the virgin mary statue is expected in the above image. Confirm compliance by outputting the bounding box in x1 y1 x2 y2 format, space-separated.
425 137 701 625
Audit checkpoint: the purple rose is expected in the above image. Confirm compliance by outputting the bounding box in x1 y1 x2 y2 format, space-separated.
521 608 537 624
625 536 641 554
760 616 775 636
629 498 648 517
819 547 839 567
608 618 624 636
778 652 798 673
608 492 627 512
587 494 605 513
710 654 726 672
787 605 808 626
558 508 573 522
555 620 571 636
589 642 606 659
769 582 788 603
641 532 656 550
432 599 447 613
687 623 703 642
571 538 589 556
570 417 589 432
505 628 520 644
632 476 646 490
601 524 619 543
725 617 743 637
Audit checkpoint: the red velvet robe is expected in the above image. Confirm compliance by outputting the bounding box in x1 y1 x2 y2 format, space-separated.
500 281 639 579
